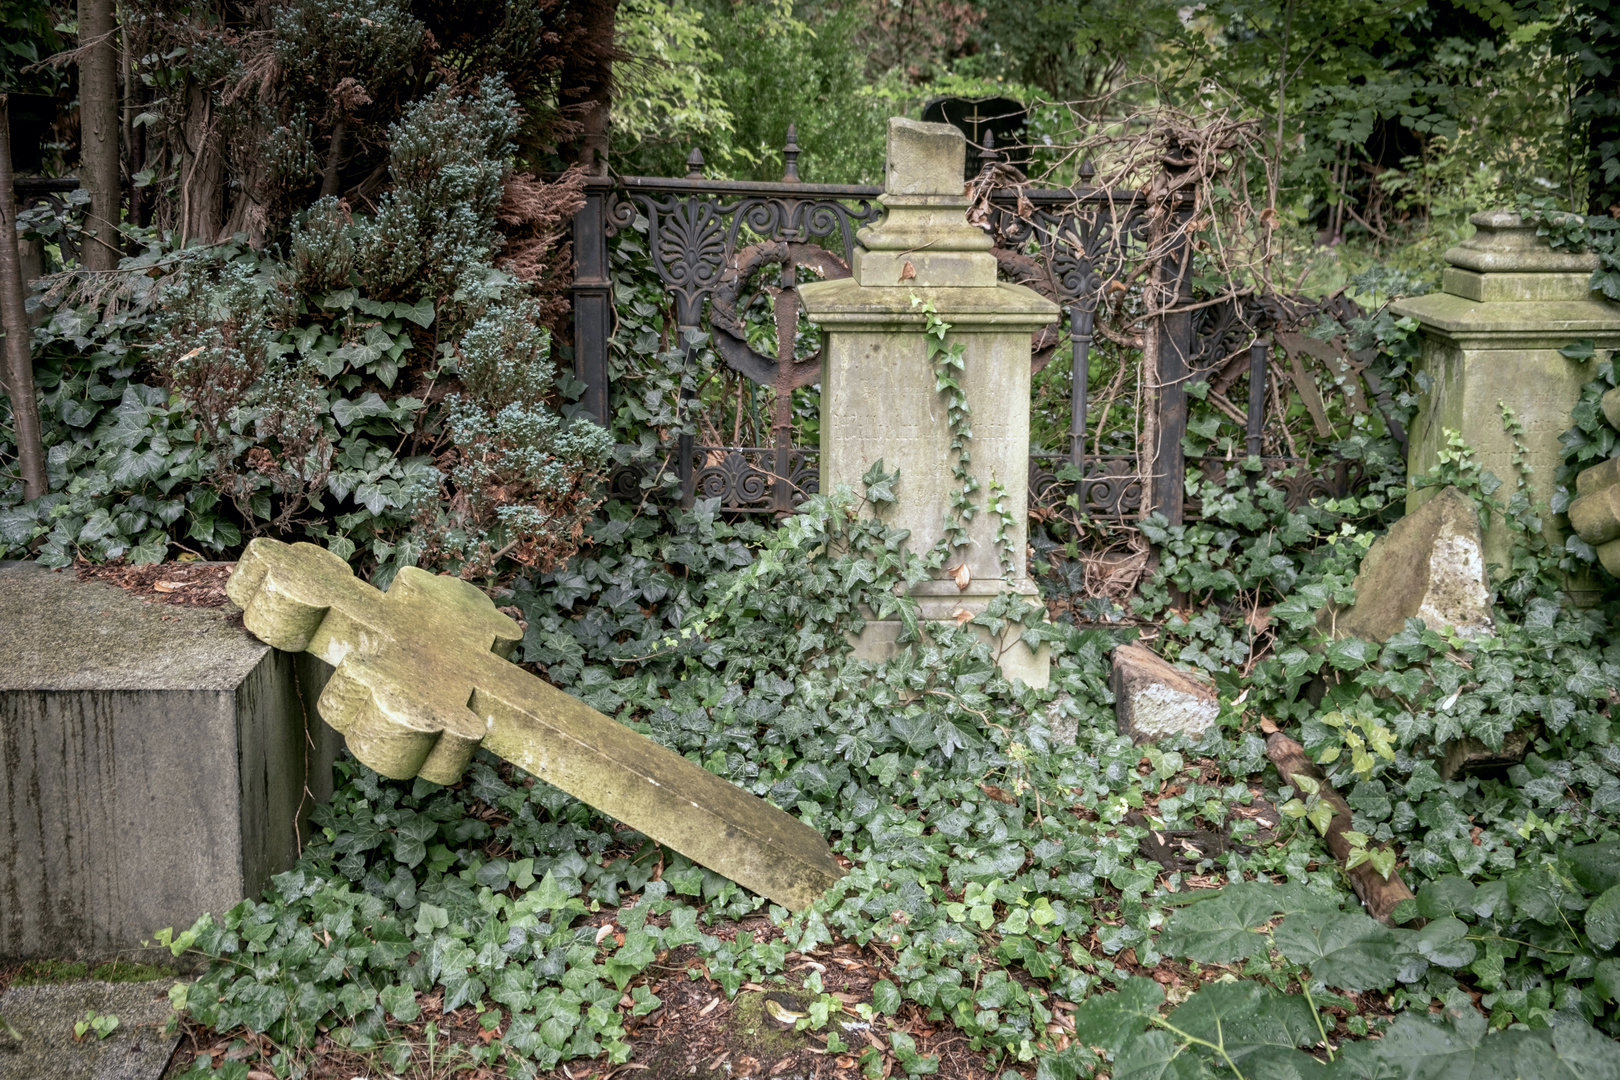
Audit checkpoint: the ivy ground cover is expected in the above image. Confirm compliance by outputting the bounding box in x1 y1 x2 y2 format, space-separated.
139 459 1620 1080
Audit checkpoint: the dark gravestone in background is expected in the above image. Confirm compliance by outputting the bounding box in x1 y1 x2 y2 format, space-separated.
6 94 60 175
920 96 1030 179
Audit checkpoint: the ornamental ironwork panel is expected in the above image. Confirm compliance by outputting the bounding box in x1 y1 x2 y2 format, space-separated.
1028 453 1144 520
603 446 820 515
571 161 1358 526
1183 457 1348 519
604 177 886 325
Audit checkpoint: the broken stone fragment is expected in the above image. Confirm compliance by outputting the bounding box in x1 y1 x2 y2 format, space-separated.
1571 456 1620 576
1110 643 1219 744
1438 728 1536 781
1569 481 1620 546
1317 486 1494 642
225 538 844 911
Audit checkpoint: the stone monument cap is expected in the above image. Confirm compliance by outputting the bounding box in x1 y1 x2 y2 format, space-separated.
1443 210 1599 275
884 118 967 198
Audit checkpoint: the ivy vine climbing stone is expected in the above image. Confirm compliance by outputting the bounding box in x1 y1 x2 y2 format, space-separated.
225 538 844 911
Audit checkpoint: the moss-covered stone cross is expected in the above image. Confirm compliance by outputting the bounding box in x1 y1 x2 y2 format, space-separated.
226 538 844 910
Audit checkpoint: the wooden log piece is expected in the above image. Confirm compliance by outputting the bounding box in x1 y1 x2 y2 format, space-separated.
1265 729 1416 922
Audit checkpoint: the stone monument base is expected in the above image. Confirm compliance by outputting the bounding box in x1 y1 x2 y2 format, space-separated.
0 562 339 960
851 579 1050 687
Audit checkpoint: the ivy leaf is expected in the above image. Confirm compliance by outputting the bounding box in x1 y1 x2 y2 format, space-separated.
1325 636 1376 671
1273 911 1404 991
379 983 420 1023
861 459 899 504
399 297 436 327
872 980 901 1015
1585 885 1620 952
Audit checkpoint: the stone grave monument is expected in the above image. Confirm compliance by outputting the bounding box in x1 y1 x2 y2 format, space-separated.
225 538 843 911
799 117 1060 686
1394 211 1620 574
0 562 338 960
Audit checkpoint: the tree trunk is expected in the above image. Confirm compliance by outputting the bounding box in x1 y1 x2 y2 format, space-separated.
78 0 121 271
319 120 346 199
0 96 49 500
558 0 618 175
180 83 224 246
123 18 148 235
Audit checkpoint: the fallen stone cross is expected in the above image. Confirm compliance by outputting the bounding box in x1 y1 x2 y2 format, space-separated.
226 538 844 911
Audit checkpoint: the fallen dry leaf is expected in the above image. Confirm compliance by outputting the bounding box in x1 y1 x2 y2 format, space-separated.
948 563 971 590
980 783 1016 804
950 606 973 626
698 997 720 1017
899 260 916 281
595 922 616 945
772 1058 795 1075
152 580 188 593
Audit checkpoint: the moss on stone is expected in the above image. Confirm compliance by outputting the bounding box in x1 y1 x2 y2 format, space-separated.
11 959 175 986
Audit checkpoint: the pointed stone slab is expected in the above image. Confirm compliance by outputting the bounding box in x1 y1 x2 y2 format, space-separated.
225 538 844 911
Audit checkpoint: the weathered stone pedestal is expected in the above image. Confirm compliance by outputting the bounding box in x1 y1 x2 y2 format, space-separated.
1394 211 1620 574
799 118 1060 686
0 563 339 960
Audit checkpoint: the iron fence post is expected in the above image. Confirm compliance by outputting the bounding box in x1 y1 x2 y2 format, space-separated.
1246 339 1269 458
571 177 613 427
1068 304 1095 511
1152 228 1193 524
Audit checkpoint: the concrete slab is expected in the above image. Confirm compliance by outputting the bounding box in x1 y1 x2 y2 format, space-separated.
0 979 179 1080
0 562 338 960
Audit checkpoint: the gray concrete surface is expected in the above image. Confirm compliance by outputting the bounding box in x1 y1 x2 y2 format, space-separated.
0 978 179 1080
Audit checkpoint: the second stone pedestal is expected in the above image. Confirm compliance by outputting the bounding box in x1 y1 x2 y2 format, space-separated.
1394 211 1620 577
799 118 1059 685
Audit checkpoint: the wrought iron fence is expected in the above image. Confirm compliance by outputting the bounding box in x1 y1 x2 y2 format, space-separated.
571 143 1356 528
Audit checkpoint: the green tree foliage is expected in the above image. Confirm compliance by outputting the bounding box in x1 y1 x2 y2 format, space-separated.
0 0 63 94
614 0 888 182
1 76 609 583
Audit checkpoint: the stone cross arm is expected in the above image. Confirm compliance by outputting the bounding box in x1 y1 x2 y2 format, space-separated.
226 538 844 911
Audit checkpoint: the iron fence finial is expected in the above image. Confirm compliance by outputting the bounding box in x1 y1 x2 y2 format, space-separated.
782 124 800 183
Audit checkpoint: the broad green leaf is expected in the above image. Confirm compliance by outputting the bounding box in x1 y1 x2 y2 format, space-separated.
1157 885 1282 963
1568 842 1620 894
1070 976 1164 1056
1410 917 1476 969
1166 980 1318 1062
1273 911 1403 991
1112 1029 1205 1080
1415 877 1477 921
